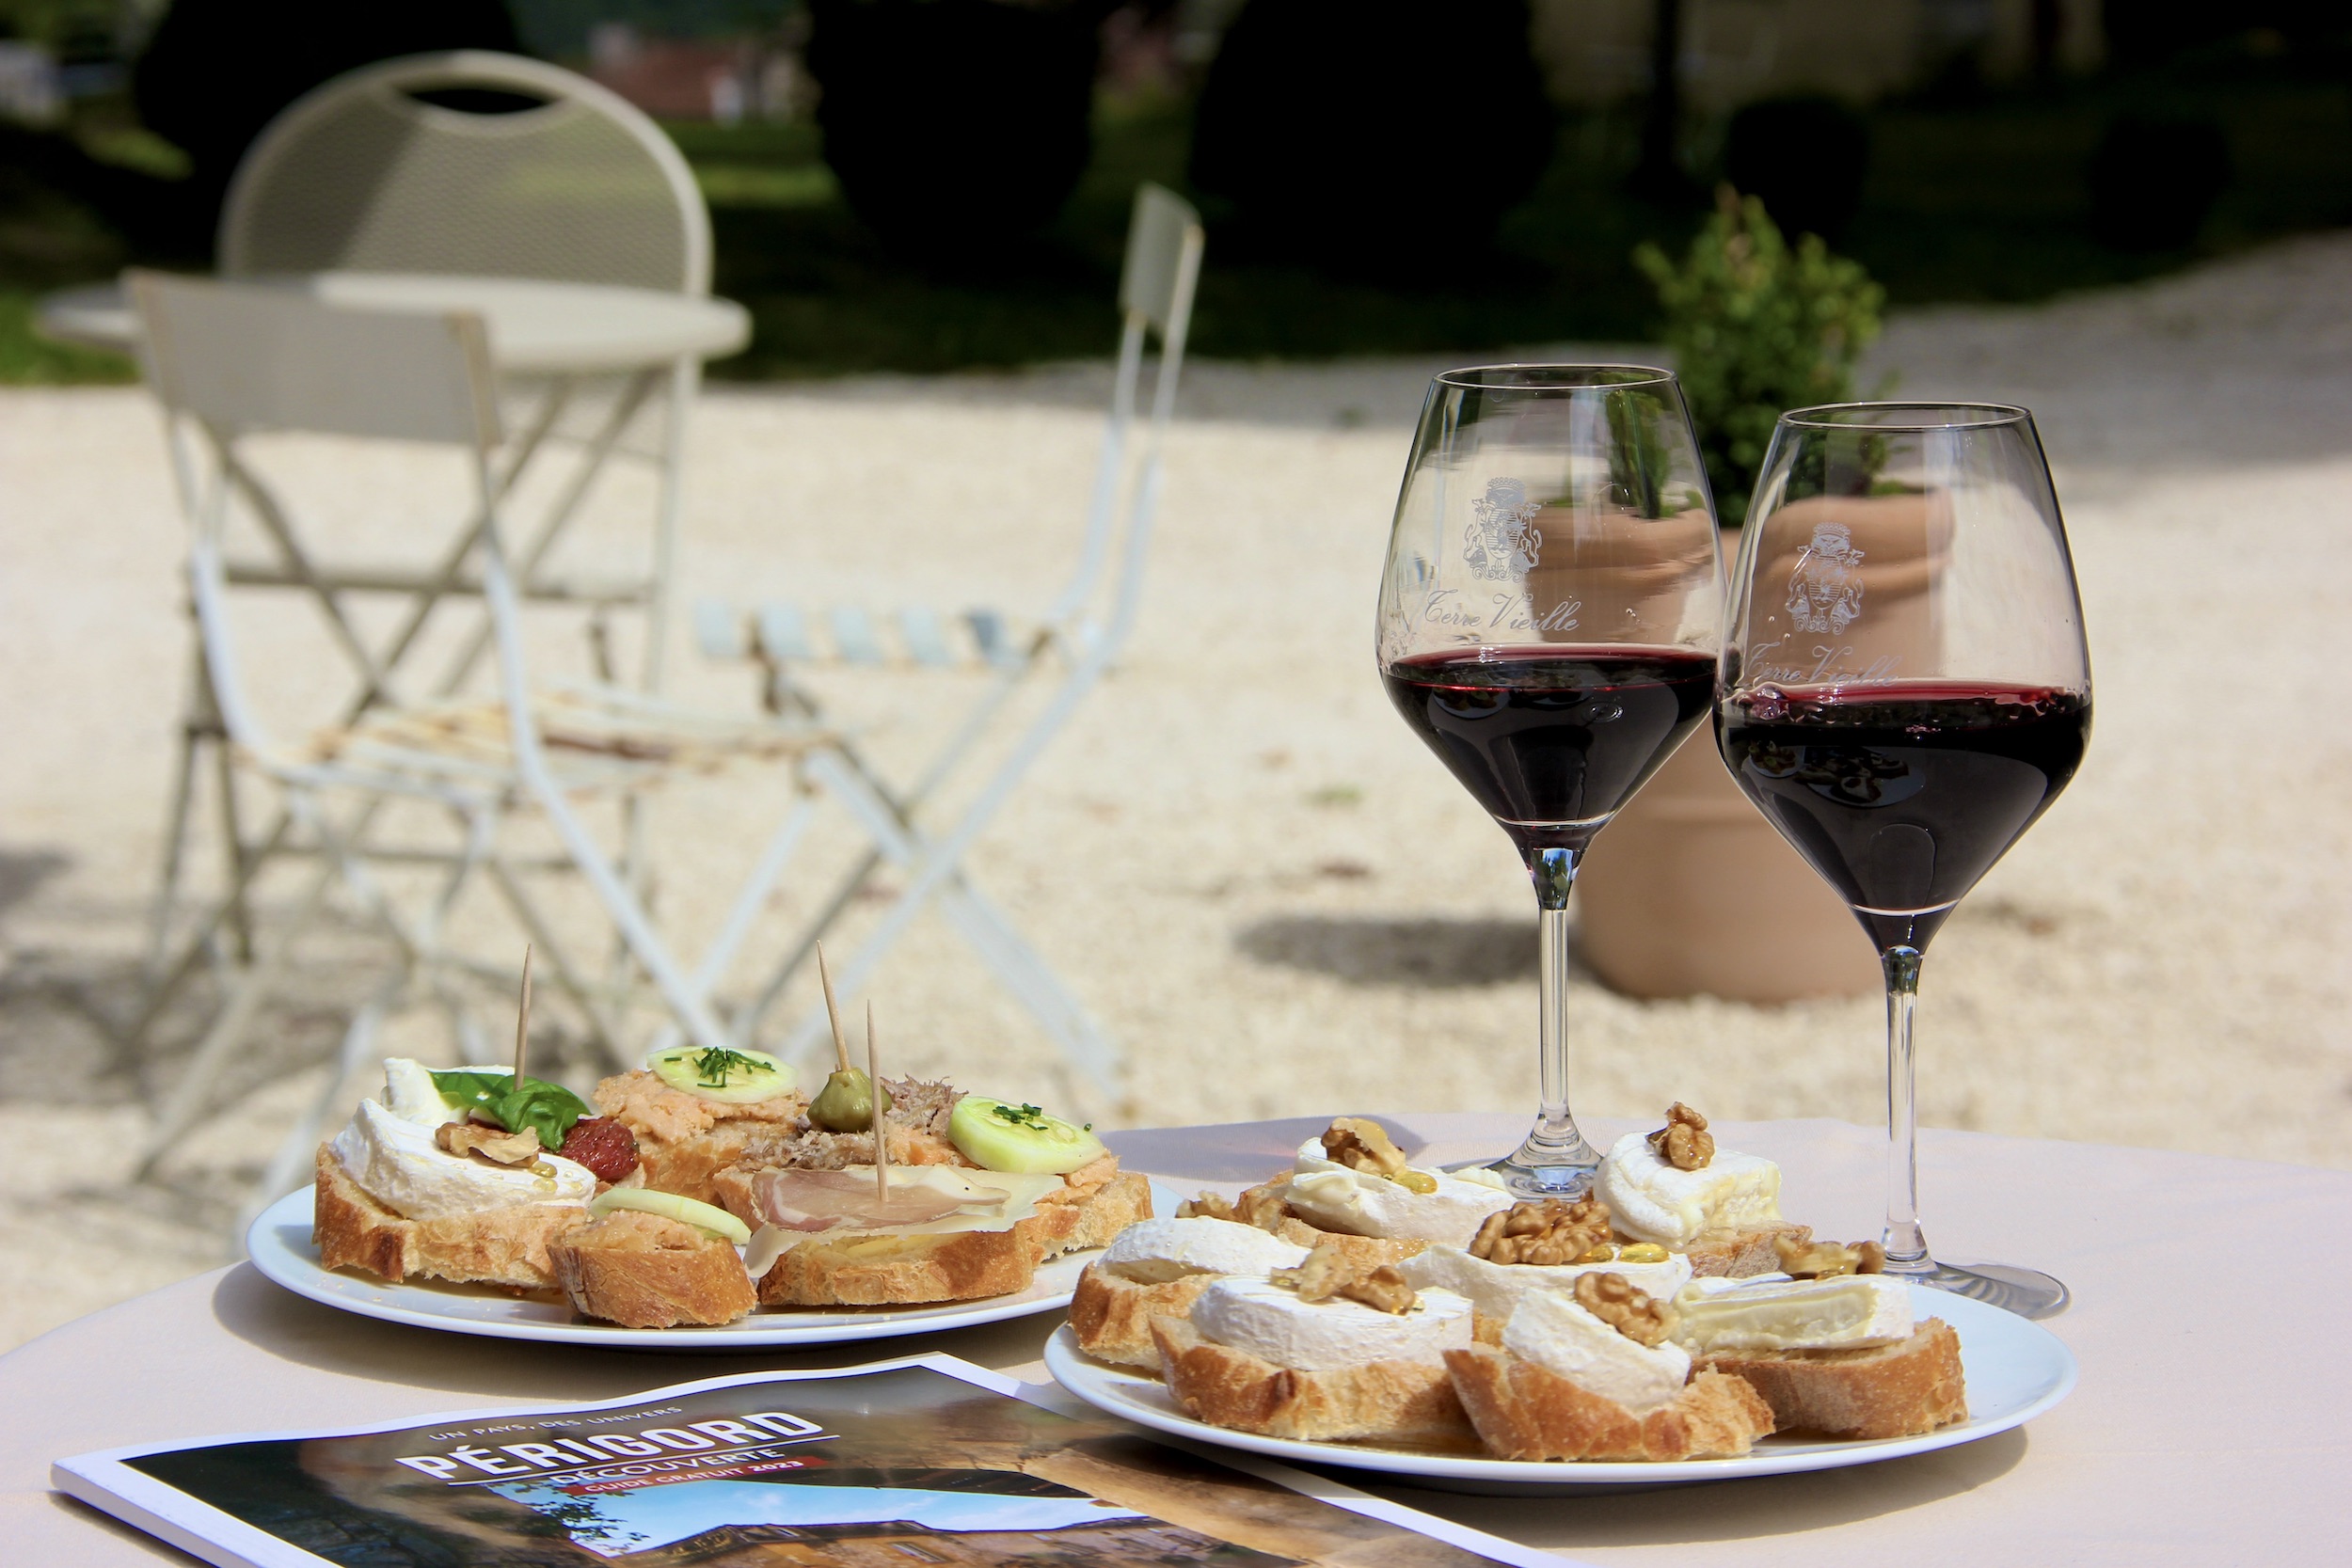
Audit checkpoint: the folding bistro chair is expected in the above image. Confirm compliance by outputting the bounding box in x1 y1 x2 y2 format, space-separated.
135 52 721 1078
691 184 1204 1097
128 272 828 1209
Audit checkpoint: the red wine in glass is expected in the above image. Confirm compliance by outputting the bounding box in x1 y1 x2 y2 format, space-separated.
1385 646 1716 855
1718 682 2090 952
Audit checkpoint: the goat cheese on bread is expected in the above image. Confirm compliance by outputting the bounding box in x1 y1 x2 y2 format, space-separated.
1190 1275 1473 1370
1595 1132 1783 1247
1100 1218 1309 1283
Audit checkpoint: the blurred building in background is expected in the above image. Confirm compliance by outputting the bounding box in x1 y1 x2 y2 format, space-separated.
1532 0 2104 113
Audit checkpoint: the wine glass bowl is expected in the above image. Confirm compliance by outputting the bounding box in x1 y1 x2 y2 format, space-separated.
1718 403 2090 1316
1377 366 1724 1194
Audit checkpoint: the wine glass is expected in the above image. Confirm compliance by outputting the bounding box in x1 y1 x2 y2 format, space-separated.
1717 403 2090 1318
1376 365 1724 1196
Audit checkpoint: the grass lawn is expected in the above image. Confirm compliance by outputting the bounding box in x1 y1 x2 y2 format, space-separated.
5 49 2349 385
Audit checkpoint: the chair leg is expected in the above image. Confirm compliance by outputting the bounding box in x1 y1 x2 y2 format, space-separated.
143 712 208 983
236 972 400 1238
137 853 340 1174
485 857 632 1072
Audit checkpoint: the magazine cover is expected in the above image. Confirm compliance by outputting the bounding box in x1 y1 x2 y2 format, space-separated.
55 1354 1565 1568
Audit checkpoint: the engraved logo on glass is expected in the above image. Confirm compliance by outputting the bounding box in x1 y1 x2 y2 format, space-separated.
1465 477 1543 580
1786 521 1866 634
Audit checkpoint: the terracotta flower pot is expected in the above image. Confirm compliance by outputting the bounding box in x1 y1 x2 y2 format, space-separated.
1575 493 1950 1002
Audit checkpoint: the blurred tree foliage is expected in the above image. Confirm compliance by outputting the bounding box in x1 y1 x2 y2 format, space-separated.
1635 191 1884 527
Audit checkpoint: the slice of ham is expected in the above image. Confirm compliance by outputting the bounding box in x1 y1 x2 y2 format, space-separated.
752 1166 998 1232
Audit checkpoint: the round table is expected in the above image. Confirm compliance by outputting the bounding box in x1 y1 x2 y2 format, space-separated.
35 272 750 374
5 1115 2343 1565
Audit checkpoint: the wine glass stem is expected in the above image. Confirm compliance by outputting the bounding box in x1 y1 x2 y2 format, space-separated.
1882 944 1931 1273
1505 846 1601 1182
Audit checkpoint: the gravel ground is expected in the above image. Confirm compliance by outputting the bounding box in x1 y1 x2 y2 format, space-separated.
3 234 2347 1352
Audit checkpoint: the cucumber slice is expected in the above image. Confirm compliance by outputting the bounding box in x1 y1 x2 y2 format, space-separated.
646 1043 796 1104
947 1097 1105 1175
590 1186 753 1244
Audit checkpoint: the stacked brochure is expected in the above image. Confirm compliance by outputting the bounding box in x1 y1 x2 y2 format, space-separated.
55 1353 1565 1567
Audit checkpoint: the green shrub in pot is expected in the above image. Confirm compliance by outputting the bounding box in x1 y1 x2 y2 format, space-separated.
1633 190 1885 527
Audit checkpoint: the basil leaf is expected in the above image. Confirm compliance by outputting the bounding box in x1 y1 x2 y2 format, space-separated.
430 1069 590 1150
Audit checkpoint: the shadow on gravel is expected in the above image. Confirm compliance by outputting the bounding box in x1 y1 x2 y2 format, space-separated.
1234 914 1542 988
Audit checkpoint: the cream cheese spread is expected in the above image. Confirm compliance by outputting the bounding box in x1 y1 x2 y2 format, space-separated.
1502 1288 1692 1414
1595 1132 1783 1247
1671 1273 1913 1354
331 1095 595 1222
1279 1136 1516 1247
1191 1275 1474 1371
1100 1218 1311 1283
1398 1244 1692 1322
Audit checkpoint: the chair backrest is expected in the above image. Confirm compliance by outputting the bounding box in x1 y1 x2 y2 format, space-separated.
1119 182 1202 343
130 271 500 449
130 270 512 756
219 51 710 295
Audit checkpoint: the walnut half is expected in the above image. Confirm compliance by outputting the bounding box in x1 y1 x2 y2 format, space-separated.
1573 1271 1678 1348
1272 1240 1418 1315
1774 1236 1888 1278
1320 1117 1437 1194
1468 1197 1614 1266
435 1121 543 1166
1646 1101 1715 1171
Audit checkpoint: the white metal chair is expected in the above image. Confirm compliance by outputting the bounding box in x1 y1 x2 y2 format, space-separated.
691 183 1204 1098
135 52 722 1092
128 271 828 1211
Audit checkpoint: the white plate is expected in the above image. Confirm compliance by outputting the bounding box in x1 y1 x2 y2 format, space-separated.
248 1181 1182 1350
1043 1283 2077 1494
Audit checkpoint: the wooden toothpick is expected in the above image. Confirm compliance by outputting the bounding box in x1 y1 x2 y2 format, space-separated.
511 943 534 1089
816 942 850 1073
868 999 888 1204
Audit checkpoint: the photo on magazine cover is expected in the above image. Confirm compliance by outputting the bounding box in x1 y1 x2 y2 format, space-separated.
121 1364 1502 1567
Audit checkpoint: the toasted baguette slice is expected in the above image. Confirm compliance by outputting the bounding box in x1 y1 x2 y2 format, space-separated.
1698 1319 1966 1439
1677 1219 1813 1278
720 1157 1151 1309
1444 1343 1774 1462
1032 1162 1153 1257
1069 1265 1217 1370
755 1223 1037 1307
311 1147 587 1290
548 1210 756 1328
1152 1316 1479 1449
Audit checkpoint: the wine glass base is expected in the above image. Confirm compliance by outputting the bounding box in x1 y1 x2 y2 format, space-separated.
1482 1156 1598 1198
1903 1259 2071 1319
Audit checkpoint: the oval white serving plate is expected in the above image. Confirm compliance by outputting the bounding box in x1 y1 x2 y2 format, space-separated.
1043 1282 2076 1494
248 1181 1183 1350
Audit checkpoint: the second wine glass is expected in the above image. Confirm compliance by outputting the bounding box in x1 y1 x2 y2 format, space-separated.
1718 402 2091 1317
1376 365 1724 1196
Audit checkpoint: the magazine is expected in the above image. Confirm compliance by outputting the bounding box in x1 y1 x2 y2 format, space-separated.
55 1353 1572 1568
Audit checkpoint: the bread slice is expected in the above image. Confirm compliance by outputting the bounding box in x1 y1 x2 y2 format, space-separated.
548 1210 757 1328
1677 1219 1813 1278
591 1070 807 1207
1069 1265 1217 1370
755 1224 1037 1307
1151 1316 1479 1449
311 1147 588 1290
1698 1319 1966 1439
1444 1343 1775 1461
1026 1161 1153 1259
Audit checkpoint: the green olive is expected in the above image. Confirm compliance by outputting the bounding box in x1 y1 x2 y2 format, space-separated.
947 1096 1105 1175
808 1067 892 1132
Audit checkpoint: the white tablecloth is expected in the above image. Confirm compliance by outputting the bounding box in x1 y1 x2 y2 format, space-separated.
4 1115 2344 1564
